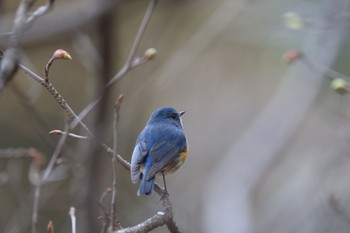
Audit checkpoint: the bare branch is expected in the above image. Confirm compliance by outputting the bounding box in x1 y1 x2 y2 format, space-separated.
0 0 30 89
110 94 124 231
99 187 112 233
0 0 55 90
115 195 181 233
25 0 55 30
31 114 70 233
116 212 168 233
49 130 89 140
0 148 35 159
69 207 77 233
107 0 158 87
70 0 158 129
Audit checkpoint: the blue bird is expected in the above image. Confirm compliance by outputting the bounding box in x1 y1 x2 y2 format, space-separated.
130 107 188 196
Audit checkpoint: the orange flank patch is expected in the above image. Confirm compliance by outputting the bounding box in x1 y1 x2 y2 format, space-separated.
180 147 188 162
161 147 188 175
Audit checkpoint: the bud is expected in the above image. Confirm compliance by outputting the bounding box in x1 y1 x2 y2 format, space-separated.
283 12 304 30
28 148 46 167
47 220 54 233
52 49 72 60
331 78 349 95
49 130 63 135
144 48 157 60
282 50 300 64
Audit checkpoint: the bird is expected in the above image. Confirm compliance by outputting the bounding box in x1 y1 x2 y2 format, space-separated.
130 107 188 196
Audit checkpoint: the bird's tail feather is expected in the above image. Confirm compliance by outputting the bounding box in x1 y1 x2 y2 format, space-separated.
137 176 155 196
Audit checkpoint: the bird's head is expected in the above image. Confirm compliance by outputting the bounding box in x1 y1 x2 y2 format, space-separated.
148 107 185 128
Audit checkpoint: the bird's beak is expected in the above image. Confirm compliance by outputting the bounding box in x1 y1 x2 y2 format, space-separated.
179 111 185 116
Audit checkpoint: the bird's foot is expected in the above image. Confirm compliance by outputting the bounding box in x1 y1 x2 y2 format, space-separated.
159 187 169 201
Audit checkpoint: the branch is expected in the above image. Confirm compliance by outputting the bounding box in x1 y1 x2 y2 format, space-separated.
0 0 55 90
69 207 77 233
115 195 181 233
114 184 180 233
49 130 89 140
0 148 36 159
0 1 119 46
70 0 158 129
25 0 55 31
111 94 124 231
116 212 168 233
99 187 112 233
31 114 70 233
107 0 158 87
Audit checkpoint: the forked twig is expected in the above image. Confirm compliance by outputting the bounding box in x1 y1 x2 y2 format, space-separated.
70 0 158 129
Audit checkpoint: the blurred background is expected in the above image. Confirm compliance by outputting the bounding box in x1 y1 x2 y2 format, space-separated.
1 0 350 232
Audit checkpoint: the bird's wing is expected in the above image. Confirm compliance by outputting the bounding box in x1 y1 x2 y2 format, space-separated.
130 140 148 183
146 141 180 180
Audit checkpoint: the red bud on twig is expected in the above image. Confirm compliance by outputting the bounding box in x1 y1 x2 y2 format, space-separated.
282 50 301 64
47 220 54 233
52 49 72 60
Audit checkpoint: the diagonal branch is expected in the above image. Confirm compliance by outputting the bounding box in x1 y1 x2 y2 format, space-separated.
70 0 158 129
25 0 55 30
0 0 55 90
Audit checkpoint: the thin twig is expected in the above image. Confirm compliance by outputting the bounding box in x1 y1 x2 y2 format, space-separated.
99 187 112 233
0 0 55 90
302 53 350 81
48 126 130 171
0 0 29 90
25 0 55 31
69 206 77 233
49 130 89 140
70 0 158 129
41 115 70 182
111 94 124 231
106 0 158 87
0 148 34 159
31 114 70 233
44 57 55 81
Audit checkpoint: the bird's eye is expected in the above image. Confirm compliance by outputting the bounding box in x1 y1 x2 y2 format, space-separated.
171 113 178 119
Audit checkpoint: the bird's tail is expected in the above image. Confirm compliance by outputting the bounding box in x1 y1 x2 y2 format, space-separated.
137 167 155 196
